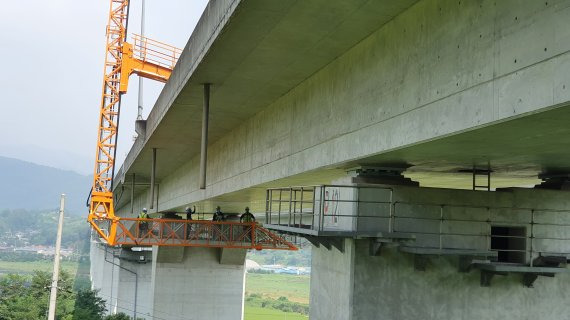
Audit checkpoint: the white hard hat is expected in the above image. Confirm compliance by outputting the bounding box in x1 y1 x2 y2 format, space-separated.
142 208 148 212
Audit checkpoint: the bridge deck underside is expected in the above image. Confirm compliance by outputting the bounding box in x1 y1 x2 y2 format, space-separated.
148 104 570 213
113 0 570 214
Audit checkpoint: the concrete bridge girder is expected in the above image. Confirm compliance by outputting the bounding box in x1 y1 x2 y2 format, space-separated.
95 0 570 319
116 0 570 216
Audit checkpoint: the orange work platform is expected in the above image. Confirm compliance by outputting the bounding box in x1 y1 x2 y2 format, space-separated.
90 218 298 250
88 0 296 252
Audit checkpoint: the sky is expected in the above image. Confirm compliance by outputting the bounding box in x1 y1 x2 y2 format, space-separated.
0 0 208 175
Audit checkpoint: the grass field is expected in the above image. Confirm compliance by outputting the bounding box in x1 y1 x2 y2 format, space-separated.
0 260 78 276
245 273 310 304
244 306 309 320
244 273 310 320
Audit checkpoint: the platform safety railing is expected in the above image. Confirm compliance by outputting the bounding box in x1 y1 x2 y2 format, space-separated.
266 186 318 229
266 185 394 232
90 217 297 250
392 203 570 265
265 185 570 263
131 34 181 70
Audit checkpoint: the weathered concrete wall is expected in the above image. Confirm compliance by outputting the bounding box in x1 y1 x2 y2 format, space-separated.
310 239 355 320
307 179 570 319
90 241 102 291
90 243 120 315
116 259 153 319
361 241 568 320
93 245 246 320
150 247 245 320
117 0 570 214
311 239 570 320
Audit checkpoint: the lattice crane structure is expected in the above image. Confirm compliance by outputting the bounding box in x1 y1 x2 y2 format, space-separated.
88 0 296 251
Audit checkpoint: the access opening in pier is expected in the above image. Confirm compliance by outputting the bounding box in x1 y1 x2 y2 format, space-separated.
491 226 527 264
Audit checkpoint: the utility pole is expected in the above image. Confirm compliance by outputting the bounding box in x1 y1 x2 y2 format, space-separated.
48 194 65 320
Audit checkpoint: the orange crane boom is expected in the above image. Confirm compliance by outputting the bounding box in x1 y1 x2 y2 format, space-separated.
88 0 296 251
88 0 130 244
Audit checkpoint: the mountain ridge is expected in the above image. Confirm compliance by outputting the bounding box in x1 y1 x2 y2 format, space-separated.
0 156 91 215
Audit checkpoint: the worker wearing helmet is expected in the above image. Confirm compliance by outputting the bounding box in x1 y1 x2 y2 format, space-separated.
185 206 197 239
185 206 196 220
138 208 149 234
213 206 225 222
139 208 149 219
240 207 255 223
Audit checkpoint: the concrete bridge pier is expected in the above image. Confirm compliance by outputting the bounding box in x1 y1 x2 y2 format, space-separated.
90 242 120 314
91 243 246 320
282 177 570 320
115 250 153 319
149 246 246 320
311 238 570 320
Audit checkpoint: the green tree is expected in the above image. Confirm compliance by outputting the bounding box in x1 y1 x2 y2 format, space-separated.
104 312 132 320
0 270 105 320
0 273 44 320
0 273 28 301
72 288 107 320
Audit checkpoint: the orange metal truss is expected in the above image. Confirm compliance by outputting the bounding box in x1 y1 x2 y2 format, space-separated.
89 0 130 244
88 0 296 251
89 0 180 243
90 218 297 250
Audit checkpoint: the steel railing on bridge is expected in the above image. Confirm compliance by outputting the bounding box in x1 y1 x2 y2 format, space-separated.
265 185 570 263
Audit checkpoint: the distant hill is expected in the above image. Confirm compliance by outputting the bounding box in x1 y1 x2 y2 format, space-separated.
0 209 89 248
0 156 91 215
0 144 92 175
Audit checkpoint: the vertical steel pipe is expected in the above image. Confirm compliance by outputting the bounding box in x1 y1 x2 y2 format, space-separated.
150 148 156 209
530 209 535 267
199 83 210 189
130 173 135 214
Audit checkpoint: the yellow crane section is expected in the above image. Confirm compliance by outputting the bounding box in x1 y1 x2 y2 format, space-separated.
88 0 297 251
89 0 183 245
120 34 181 93
89 0 130 244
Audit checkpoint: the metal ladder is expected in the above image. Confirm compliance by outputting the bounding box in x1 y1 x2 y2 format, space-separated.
472 165 491 191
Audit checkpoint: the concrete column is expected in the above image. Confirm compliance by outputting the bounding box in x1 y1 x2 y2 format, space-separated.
91 244 120 315
309 181 570 320
310 239 355 320
108 251 121 315
89 241 104 291
149 246 245 320
310 240 570 320
116 258 153 319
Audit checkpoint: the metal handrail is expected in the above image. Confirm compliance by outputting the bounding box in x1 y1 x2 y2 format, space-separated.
131 34 182 69
90 217 297 250
265 185 570 262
